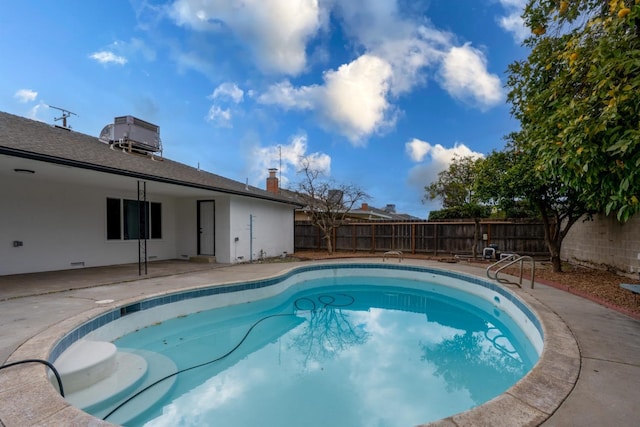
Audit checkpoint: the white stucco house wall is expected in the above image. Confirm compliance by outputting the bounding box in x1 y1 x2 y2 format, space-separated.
0 112 300 276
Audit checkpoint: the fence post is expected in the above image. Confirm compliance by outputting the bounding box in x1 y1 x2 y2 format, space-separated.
352 224 356 251
411 223 416 254
392 224 395 250
332 227 337 252
371 224 376 253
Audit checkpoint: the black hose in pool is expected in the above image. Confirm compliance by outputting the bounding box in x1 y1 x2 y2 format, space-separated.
103 293 355 421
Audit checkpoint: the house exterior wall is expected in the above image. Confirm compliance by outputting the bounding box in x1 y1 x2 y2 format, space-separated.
1 167 295 275
561 213 640 276
227 197 294 263
214 196 232 263
174 198 196 260
0 174 179 275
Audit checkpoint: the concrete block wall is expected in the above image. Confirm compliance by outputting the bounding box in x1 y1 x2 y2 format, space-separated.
561 213 640 277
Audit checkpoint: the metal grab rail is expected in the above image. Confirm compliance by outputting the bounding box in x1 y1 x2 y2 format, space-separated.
486 254 535 289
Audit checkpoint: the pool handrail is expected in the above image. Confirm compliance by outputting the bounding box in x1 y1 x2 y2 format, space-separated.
486 254 535 289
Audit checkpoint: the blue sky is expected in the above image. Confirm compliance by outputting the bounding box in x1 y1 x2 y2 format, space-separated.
0 0 529 218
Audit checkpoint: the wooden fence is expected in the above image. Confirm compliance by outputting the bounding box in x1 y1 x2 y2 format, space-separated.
294 220 549 256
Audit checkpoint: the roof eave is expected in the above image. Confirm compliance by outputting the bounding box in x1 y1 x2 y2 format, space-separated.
0 146 301 207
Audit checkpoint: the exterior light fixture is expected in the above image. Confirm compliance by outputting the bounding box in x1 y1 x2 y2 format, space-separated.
13 168 35 174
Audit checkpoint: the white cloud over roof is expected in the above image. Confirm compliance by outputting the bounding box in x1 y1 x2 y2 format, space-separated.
249 133 331 187
14 89 38 103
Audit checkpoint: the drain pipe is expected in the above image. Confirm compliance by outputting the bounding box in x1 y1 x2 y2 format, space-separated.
249 214 253 263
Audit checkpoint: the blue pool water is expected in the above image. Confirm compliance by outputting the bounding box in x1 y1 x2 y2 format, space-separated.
98 273 539 427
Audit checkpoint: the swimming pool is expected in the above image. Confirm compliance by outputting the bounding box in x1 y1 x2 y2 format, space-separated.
50 264 543 426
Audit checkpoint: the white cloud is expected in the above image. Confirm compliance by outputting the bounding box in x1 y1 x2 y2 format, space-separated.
210 82 244 103
319 55 394 143
334 2 447 97
438 43 504 110
206 105 232 127
259 54 394 144
405 138 432 162
27 101 48 121
406 139 484 209
89 39 154 69
169 0 322 75
256 3 503 143
373 34 442 96
168 1 506 143
249 133 331 188
89 51 127 65
14 89 38 103
206 83 245 127
334 2 508 113
257 80 317 110
496 0 528 43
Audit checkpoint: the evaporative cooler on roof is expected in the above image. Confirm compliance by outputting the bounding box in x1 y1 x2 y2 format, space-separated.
99 115 160 153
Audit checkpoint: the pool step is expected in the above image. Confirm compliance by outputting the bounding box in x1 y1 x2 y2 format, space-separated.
54 340 120 393
53 341 178 425
64 350 148 410
92 349 178 426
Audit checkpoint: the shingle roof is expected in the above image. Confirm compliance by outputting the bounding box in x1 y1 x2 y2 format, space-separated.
0 111 299 205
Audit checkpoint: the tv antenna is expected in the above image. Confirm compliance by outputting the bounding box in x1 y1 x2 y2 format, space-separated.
48 105 77 129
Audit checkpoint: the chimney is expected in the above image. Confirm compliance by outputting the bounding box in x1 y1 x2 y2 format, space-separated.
266 168 279 194
361 203 369 211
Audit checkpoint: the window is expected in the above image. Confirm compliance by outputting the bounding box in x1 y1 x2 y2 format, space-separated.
106 198 121 239
107 198 162 240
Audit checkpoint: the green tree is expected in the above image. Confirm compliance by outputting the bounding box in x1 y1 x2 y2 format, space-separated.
476 139 591 272
425 155 480 208
508 0 640 222
424 155 489 258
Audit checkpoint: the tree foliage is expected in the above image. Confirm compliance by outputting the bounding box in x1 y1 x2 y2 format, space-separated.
508 0 640 222
425 155 489 258
475 138 591 272
428 205 491 221
294 159 369 254
425 155 482 209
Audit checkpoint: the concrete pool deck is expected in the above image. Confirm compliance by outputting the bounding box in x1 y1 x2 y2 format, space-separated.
0 258 638 426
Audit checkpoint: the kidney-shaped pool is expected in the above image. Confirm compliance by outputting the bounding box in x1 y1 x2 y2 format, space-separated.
50 264 543 427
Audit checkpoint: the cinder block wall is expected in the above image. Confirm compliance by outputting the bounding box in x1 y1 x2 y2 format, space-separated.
562 214 640 277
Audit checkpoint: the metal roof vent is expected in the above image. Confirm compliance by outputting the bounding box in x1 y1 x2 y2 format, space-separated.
99 115 162 156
